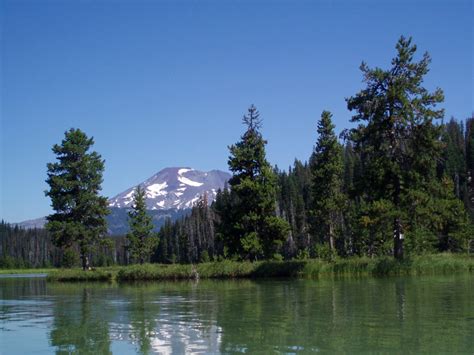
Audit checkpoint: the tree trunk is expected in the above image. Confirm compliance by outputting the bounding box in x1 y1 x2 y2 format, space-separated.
329 223 335 252
81 254 90 271
393 170 403 259
393 217 403 260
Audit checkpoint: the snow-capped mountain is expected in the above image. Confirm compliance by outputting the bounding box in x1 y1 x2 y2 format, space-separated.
108 167 230 210
16 167 230 235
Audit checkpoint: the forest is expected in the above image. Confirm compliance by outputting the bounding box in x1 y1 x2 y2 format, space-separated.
1 36 473 269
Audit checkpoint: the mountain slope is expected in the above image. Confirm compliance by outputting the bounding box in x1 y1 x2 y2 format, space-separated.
109 167 230 210
17 167 230 235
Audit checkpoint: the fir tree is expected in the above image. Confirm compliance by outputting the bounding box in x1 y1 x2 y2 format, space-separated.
342 142 356 195
347 36 445 259
224 105 289 260
310 111 344 255
45 128 109 270
465 115 474 220
439 118 466 199
157 221 169 263
126 185 159 264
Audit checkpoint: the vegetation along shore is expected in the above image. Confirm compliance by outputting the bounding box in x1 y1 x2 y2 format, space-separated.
40 254 474 282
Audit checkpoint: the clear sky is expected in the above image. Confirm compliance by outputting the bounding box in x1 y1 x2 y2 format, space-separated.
1 0 472 222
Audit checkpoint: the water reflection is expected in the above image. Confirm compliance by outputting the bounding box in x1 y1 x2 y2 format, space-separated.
45 282 224 354
111 283 222 354
49 287 111 354
0 276 473 354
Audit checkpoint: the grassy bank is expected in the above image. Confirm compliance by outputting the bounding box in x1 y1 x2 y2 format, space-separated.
42 253 474 282
47 268 114 282
0 268 55 275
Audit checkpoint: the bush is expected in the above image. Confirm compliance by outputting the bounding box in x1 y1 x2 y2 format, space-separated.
200 251 210 263
62 249 79 268
0 256 16 269
296 248 310 260
314 243 337 262
47 269 113 282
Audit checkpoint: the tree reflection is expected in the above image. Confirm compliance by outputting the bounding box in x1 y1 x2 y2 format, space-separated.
50 287 111 354
127 288 156 354
41 276 473 354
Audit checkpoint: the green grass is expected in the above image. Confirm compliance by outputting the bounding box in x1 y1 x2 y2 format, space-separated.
46 268 115 282
116 253 474 281
4 253 472 282
301 253 474 278
0 268 56 275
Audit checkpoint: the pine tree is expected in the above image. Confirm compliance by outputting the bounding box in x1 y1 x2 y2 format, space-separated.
310 111 344 255
45 128 109 270
213 186 234 258
342 142 356 195
347 36 445 259
465 115 474 220
126 185 158 264
224 105 289 260
154 219 167 263
439 118 466 199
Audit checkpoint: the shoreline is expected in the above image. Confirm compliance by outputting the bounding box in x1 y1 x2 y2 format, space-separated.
40 253 474 282
0 268 54 275
2 254 473 282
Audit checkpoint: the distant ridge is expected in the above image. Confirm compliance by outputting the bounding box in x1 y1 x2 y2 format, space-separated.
16 167 231 235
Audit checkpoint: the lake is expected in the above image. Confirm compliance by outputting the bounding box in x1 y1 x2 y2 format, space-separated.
0 274 473 354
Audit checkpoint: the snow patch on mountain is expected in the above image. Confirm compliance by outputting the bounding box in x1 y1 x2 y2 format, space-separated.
178 168 192 175
178 175 203 187
147 182 168 198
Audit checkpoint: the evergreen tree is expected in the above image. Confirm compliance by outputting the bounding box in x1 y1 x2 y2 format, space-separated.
347 36 444 259
45 129 109 270
224 105 289 260
439 118 466 199
127 185 159 264
156 218 171 263
310 111 344 255
213 186 234 258
342 142 356 195
404 177 470 253
465 115 474 220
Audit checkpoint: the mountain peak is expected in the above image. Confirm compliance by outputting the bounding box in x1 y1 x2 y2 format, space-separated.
108 167 230 210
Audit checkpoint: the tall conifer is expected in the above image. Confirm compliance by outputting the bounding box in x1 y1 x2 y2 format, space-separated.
310 111 344 254
45 128 109 270
225 105 289 260
127 185 158 264
347 36 445 259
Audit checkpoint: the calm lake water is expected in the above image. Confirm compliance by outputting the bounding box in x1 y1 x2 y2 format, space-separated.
0 275 473 354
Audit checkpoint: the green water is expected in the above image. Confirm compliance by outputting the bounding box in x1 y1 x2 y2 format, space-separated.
0 275 473 354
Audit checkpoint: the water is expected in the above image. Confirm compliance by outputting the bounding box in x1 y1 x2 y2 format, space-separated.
0 275 473 354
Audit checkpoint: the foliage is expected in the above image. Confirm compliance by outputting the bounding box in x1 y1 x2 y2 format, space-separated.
47 269 114 282
126 185 159 264
45 128 109 270
347 36 458 259
218 105 290 260
62 248 79 268
45 254 474 282
310 111 345 254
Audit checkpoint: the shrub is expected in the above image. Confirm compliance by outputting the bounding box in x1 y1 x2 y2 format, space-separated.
62 249 79 268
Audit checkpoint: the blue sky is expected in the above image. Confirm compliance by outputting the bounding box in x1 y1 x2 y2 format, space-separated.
1 0 472 222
